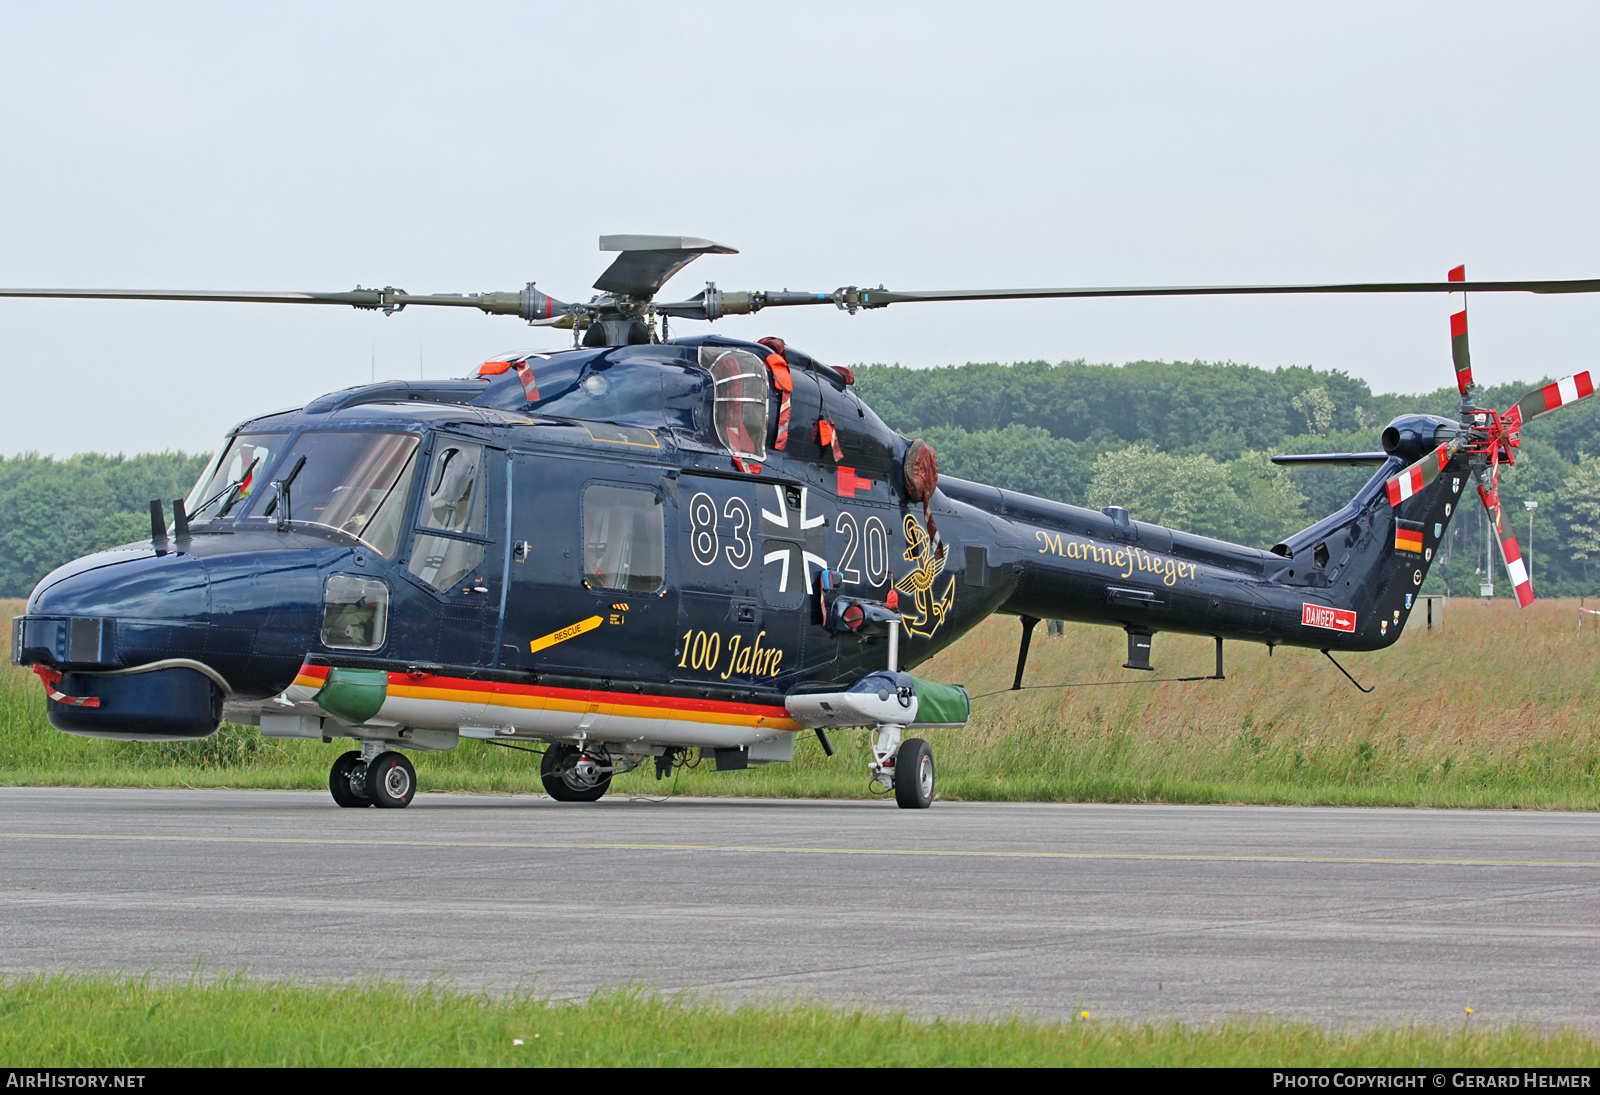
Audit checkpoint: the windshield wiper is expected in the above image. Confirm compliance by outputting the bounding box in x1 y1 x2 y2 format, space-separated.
262 454 308 531
190 455 262 521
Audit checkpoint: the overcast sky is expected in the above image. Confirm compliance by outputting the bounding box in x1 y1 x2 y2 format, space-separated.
2 2 1597 456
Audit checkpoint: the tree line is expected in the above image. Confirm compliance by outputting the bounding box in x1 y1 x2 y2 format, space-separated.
0 453 209 599
854 359 1600 598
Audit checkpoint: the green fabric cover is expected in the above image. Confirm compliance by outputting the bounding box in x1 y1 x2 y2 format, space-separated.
315 667 389 725
909 676 970 726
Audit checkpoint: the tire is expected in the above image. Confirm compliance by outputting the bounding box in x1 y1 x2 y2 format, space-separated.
329 751 371 808
367 751 417 809
541 744 612 802
894 738 934 809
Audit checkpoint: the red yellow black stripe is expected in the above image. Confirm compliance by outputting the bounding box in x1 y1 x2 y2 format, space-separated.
293 664 800 731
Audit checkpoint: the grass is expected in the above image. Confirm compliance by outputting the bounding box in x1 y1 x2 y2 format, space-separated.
5 596 1600 809
0 972 1593 1068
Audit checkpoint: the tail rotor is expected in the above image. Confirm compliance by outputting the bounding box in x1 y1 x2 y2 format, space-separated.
1378 264 1600 608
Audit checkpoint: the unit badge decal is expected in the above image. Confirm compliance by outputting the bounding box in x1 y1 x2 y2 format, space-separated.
894 514 955 639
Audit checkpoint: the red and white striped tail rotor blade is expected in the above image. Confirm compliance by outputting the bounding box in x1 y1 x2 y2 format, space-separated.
1474 472 1534 607
1476 481 1504 536
1496 534 1535 608
1515 370 1597 422
1449 265 1474 396
1384 443 1449 507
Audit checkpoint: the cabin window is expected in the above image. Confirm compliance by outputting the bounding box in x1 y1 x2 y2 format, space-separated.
702 347 768 464
583 484 664 592
321 574 390 650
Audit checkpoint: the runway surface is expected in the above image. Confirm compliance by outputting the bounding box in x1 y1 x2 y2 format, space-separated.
1 786 1597 1029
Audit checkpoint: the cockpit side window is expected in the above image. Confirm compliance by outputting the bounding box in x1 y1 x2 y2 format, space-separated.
419 441 484 536
407 439 488 593
701 347 768 465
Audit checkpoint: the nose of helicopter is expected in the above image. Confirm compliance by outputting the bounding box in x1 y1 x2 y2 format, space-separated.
13 542 322 740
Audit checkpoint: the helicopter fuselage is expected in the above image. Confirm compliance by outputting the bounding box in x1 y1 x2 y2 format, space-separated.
12 335 1459 782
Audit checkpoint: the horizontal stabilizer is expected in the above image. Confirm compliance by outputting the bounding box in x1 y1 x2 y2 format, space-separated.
1270 453 1390 466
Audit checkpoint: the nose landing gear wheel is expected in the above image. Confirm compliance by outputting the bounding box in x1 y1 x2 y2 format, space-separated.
367 751 417 808
329 751 372 808
894 738 934 809
541 744 612 802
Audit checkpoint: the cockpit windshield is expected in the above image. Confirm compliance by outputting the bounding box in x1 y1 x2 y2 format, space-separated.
185 432 287 523
187 430 421 557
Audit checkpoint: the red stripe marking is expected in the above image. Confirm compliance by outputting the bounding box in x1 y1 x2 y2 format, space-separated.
1541 381 1563 413
1386 478 1403 507
1578 372 1595 399
1450 312 1468 338
296 663 790 720
1449 265 1465 282
1501 538 1522 565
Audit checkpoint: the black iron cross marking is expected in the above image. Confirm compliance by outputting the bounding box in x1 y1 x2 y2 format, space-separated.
760 485 829 593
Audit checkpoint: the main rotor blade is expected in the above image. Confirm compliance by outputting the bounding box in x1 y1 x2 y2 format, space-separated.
0 285 568 320
830 276 1600 308
675 275 1600 320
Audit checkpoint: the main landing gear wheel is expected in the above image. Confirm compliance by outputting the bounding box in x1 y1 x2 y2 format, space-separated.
894 738 935 810
366 751 417 809
329 751 371 808
541 744 612 802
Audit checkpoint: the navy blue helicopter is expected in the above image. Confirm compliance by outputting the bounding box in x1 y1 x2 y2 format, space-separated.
6 239 1597 808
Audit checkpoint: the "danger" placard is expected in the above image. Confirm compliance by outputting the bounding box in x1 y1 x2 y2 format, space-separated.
1301 603 1356 633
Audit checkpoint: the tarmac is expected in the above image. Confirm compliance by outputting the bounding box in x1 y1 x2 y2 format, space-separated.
2 786 1596 1028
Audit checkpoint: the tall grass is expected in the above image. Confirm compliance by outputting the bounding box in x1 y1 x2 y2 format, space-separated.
2 973 1593 1067
5 596 1599 808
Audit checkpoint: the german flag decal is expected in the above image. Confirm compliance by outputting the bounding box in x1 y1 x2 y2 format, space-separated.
1395 519 1425 555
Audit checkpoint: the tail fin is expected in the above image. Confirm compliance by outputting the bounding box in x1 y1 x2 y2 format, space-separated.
1272 423 1467 647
